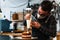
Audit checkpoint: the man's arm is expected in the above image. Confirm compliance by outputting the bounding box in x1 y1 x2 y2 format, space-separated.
39 16 57 37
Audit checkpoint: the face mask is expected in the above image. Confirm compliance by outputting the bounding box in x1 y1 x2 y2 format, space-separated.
37 13 46 19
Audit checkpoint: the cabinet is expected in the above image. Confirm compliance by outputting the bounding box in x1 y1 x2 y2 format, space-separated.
11 20 24 33
11 13 24 32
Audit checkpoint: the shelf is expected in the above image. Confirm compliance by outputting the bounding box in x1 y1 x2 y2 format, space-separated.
10 20 23 22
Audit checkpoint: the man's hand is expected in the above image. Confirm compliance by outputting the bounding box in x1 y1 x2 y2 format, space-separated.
25 14 41 29
30 21 41 29
24 14 31 20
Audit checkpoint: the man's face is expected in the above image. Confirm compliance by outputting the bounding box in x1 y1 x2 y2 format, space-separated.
37 6 49 19
38 6 48 16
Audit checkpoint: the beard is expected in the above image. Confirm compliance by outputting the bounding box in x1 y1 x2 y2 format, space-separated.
37 13 46 19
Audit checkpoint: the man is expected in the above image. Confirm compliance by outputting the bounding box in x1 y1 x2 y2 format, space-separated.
23 1 57 40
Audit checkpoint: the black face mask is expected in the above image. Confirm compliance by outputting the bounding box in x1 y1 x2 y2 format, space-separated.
37 13 47 19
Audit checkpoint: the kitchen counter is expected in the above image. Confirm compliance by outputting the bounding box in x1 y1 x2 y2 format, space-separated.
0 32 60 40
0 32 37 40
56 32 60 40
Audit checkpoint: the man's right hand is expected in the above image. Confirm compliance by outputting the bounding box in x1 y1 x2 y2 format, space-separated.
24 14 31 20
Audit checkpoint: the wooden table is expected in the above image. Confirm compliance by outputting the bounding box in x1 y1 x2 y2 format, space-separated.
0 32 22 36
0 32 37 40
56 32 60 40
0 32 60 40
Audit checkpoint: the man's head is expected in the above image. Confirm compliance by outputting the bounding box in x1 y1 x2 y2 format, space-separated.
38 1 53 19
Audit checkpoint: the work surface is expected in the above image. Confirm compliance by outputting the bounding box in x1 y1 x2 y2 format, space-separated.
0 32 60 40
0 32 38 40
0 32 60 36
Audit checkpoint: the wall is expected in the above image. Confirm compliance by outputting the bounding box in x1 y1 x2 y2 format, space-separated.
0 0 43 20
0 0 1 8
1 0 28 20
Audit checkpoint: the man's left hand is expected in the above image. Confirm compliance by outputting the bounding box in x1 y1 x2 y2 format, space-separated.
31 21 41 29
